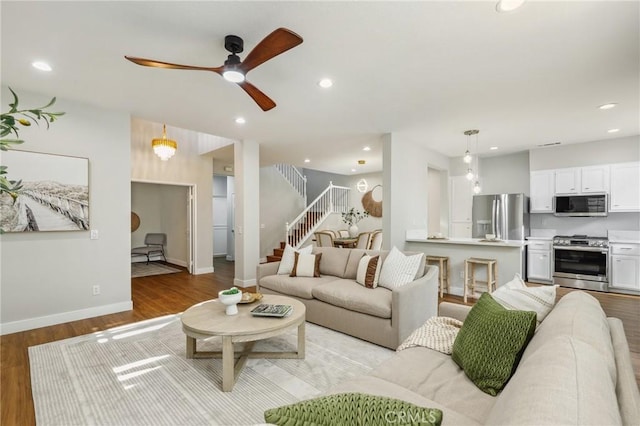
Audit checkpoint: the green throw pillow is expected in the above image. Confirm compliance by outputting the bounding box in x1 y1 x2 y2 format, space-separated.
451 293 536 396
264 392 443 426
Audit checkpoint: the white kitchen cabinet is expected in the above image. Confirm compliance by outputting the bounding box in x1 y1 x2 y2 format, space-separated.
581 165 609 193
554 168 580 194
451 222 472 238
527 240 553 283
610 162 640 212
610 243 640 292
530 170 554 213
450 176 473 237
450 176 473 222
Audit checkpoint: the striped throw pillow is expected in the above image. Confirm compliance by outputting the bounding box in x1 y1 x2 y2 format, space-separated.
277 244 313 275
491 274 557 325
356 255 381 288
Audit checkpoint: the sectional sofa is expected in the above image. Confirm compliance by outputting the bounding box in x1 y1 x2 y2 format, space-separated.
256 246 439 349
327 291 640 425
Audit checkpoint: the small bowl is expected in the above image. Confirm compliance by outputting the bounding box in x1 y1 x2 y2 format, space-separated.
218 289 242 315
485 234 496 240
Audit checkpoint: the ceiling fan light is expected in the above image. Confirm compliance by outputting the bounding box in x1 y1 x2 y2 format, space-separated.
496 0 526 12
223 69 245 83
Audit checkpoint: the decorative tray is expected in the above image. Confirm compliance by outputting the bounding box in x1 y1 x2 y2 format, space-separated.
239 292 263 304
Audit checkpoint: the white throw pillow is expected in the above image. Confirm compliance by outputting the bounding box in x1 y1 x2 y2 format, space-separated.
356 255 382 288
378 247 424 290
492 274 558 324
277 244 313 275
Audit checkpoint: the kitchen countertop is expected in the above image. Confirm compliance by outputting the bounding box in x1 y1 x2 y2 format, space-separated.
527 236 553 241
406 237 528 248
608 230 640 244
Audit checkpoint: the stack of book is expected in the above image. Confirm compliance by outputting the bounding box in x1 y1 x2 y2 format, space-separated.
250 304 293 318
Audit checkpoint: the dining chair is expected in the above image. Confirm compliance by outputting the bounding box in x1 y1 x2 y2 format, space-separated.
369 231 383 250
314 231 335 247
354 232 372 249
337 230 350 238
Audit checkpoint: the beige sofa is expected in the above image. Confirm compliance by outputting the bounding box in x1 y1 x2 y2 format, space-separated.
328 291 640 425
256 246 439 349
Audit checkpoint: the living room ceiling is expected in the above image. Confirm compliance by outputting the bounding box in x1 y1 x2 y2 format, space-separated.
1 1 638 175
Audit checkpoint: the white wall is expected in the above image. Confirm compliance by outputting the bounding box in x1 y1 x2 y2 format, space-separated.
383 132 450 249
427 168 442 234
130 118 213 274
478 151 530 195
529 136 639 170
131 182 189 266
0 88 132 333
259 166 305 257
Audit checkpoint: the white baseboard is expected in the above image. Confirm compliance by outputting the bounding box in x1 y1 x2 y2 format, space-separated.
0 301 133 335
234 278 257 288
166 257 187 268
195 266 214 274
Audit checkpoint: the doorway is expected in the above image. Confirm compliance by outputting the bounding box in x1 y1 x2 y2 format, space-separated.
212 175 235 261
131 181 196 273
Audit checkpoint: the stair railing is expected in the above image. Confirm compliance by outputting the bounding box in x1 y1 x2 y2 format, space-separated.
274 163 307 205
285 182 350 248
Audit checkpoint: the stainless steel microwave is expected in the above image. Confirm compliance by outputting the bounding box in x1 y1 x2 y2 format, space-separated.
553 193 608 217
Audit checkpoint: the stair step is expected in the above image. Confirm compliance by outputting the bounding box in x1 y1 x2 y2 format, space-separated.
266 255 282 263
279 241 286 249
274 248 284 257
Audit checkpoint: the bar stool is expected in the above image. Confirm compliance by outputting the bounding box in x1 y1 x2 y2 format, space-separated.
464 257 498 303
426 255 450 298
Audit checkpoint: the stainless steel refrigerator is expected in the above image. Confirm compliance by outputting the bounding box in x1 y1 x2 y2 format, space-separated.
471 193 529 240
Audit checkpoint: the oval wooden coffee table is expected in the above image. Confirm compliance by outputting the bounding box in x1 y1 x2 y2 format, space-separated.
181 294 306 392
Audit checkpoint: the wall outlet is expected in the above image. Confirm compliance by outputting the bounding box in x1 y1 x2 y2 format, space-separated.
90 229 99 240
92 285 100 296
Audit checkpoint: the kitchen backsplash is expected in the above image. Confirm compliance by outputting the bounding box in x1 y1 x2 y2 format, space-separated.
529 212 639 237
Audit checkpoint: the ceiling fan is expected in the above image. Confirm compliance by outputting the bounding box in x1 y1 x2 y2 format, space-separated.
125 28 303 111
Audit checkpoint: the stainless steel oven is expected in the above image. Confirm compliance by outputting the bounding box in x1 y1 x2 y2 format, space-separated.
553 235 608 292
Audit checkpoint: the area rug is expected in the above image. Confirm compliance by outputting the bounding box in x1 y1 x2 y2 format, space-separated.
131 262 181 278
29 315 394 425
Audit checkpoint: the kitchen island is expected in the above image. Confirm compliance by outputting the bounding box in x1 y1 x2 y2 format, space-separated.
405 237 528 297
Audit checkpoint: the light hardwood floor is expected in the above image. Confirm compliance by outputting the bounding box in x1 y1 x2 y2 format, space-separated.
1 258 638 425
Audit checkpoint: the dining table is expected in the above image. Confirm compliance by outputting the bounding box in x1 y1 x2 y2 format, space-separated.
333 237 357 248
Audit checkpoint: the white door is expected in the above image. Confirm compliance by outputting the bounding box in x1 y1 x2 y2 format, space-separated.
610 256 640 291
610 162 640 211
530 170 554 212
554 168 580 194
581 165 609 193
527 250 552 281
212 196 228 256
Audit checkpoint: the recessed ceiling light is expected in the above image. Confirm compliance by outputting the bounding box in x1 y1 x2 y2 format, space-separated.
598 103 617 110
351 168 356 172
490 146 498 150
363 146 371 151
608 128 620 133
318 78 333 88
496 0 526 12
32 61 52 72
304 158 310 163
234 117 246 124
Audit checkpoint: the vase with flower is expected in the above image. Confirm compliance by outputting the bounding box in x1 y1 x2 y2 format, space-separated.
341 208 369 237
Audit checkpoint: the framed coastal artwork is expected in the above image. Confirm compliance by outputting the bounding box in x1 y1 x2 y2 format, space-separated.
0 150 89 232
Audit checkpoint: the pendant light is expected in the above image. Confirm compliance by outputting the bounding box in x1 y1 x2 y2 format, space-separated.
152 124 177 161
463 129 478 180
472 130 482 193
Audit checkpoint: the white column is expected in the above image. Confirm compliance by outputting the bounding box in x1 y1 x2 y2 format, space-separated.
383 132 448 249
233 140 260 287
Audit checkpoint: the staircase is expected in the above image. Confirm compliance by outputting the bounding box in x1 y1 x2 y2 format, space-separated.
265 167 350 262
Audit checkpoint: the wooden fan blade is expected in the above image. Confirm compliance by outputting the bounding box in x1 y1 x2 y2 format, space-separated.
125 56 223 74
239 28 303 73
237 81 276 111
